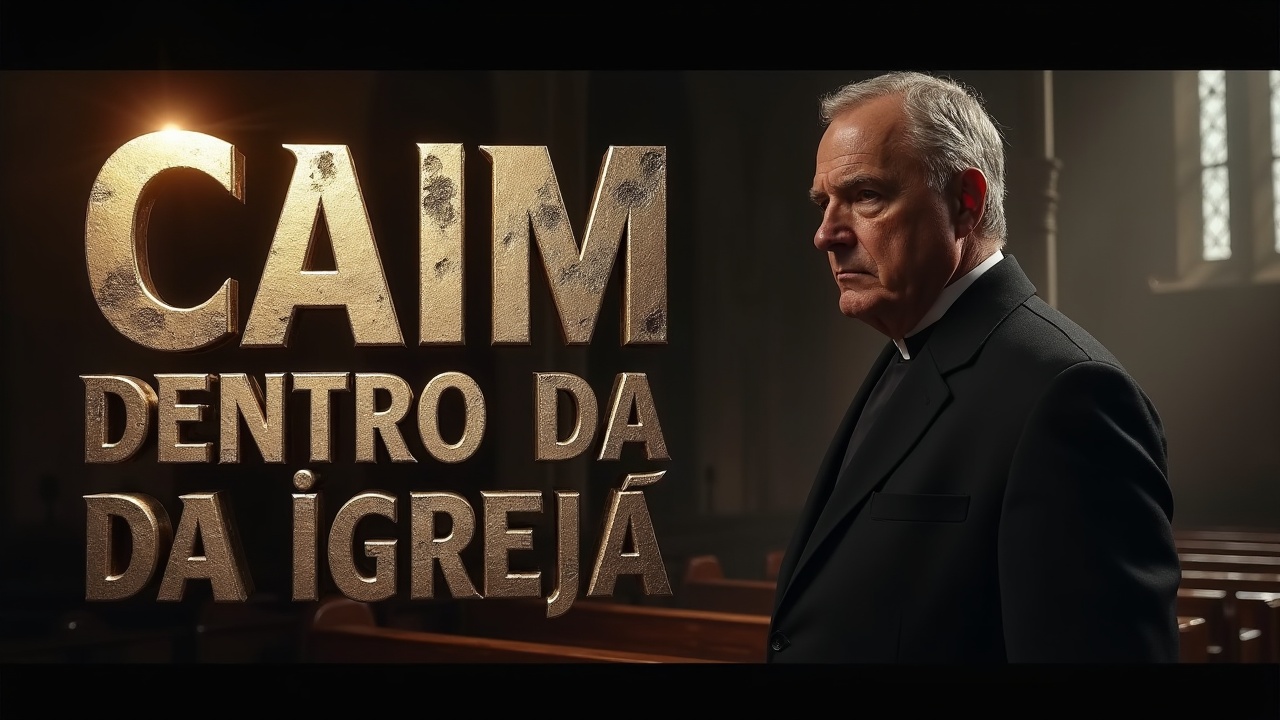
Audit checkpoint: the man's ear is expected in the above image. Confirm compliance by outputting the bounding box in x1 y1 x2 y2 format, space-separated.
954 168 988 239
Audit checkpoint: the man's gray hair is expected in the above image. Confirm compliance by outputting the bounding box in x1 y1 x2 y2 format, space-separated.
820 72 1008 247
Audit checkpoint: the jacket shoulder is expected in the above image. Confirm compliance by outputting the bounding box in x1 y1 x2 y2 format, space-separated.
992 296 1128 374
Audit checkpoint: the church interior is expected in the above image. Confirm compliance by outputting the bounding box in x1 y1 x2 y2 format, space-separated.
0 70 1277 676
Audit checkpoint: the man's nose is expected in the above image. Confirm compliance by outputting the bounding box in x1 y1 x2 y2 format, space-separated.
814 209 851 252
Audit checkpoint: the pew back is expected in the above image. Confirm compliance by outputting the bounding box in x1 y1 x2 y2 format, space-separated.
460 599 768 662
305 596 712 663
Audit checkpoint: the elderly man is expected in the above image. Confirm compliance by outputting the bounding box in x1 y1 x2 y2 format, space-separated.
767 72 1181 663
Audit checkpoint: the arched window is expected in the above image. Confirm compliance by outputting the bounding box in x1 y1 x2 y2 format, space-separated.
1153 70 1280 290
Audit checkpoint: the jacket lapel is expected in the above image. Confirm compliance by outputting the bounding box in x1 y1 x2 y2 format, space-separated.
772 343 896 605
777 347 950 610
773 255 1039 616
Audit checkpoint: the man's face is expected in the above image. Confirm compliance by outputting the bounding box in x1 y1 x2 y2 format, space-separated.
810 95 963 339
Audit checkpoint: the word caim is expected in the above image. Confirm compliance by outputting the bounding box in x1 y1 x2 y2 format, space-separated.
86 131 667 352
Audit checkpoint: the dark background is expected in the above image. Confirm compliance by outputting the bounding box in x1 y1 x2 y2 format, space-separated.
2 68 1278 656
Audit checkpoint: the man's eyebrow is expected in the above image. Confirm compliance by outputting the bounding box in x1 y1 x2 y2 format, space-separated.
809 173 881 205
831 173 878 191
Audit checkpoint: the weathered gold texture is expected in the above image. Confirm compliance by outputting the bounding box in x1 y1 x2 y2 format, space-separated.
85 493 173 601
417 372 485 463
292 372 350 463
482 491 541 598
242 145 403 348
355 373 415 463
219 373 286 463
292 469 320 602
534 372 597 461
82 375 157 463
619 470 665 491
418 144 465 345
328 492 398 602
587 472 671 597
157 373 215 463
157 492 254 601
482 146 668 345
85 130 242 352
547 491 580 618
598 372 670 461
409 492 481 600
293 468 318 492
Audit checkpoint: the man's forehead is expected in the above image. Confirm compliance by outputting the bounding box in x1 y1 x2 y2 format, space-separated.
814 99 924 191
823 103 901 143
815 99 904 172
812 137 884 190
815 149 875 176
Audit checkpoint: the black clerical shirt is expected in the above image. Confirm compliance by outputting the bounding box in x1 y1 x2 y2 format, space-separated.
839 326 934 476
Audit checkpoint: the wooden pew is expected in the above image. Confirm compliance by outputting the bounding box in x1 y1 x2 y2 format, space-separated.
690 554 1253 663
679 555 776 616
1176 569 1279 663
1173 587 1269 664
1175 530 1280 544
1178 616 1210 663
1235 592 1280 663
1236 628 1264 663
1176 540 1280 557
685 554 725 582
1176 588 1231 661
765 550 784 582
459 598 768 662
1179 553 1280 573
305 597 712 663
1180 569 1280 595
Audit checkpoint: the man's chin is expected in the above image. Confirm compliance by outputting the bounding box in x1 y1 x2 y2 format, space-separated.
837 292 881 321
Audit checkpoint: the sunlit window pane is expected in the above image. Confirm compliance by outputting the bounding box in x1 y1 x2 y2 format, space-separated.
1202 165 1232 260
1199 70 1230 260
1200 70 1229 166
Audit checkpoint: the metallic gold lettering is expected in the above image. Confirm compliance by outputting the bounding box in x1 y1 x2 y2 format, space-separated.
85 493 172 601
418 144 465 345
85 130 242 351
328 492 398 603
354 373 416 463
587 472 671 597
156 373 215 463
242 145 403 348
482 491 541 598
292 372 350 463
417 372 485 463
292 469 321 602
219 373 286 463
482 146 668 345
547 491 579 618
409 492 481 600
598 372 670 461
82 375 156 463
157 492 253 601
534 372 597 461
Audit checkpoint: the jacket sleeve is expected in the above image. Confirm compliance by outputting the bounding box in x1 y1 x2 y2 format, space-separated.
998 360 1181 662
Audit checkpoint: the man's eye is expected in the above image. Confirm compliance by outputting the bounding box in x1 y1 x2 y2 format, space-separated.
857 190 880 201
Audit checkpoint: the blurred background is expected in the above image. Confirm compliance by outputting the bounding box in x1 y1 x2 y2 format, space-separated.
1 70 1278 662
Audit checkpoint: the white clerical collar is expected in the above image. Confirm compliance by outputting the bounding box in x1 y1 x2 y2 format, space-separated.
893 250 1004 360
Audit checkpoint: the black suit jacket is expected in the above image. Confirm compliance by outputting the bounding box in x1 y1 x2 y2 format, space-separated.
768 256 1180 663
